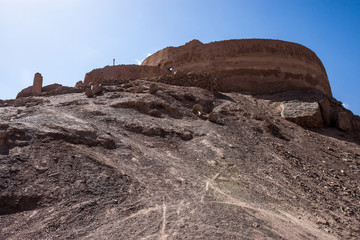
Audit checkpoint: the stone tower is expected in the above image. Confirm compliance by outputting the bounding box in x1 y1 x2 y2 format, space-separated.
32 73 43 95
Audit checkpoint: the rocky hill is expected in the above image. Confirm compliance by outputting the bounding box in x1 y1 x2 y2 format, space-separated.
1 39 360 239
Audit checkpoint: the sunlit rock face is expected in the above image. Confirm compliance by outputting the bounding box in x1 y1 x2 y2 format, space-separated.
142 39 332 96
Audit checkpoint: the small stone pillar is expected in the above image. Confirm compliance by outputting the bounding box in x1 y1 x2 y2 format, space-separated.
32 73 43 95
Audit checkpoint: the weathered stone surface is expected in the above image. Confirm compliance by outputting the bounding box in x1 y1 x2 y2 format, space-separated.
32 73 43 95
192 104 203 115
91 83 103 94
148 109 162 118
85 89 94 98
133 85 144 93
82 39 332 97
352 116 360 131
16 83 70 98
149 83 158 94
142 39 332 96
280 101 323 128
0 138 7 155
319 99 331 125
16 86 32 99
84 65 169 85
0 131 6 139
42 84 62 93
154 72 219 93
208 112 219 123
75 81 84 88
337 112 352 131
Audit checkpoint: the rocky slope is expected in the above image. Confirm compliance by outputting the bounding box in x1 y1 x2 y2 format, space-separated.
0 77 359 239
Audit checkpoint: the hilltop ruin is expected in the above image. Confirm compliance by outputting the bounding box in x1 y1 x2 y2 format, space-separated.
17 39 332 97
13 39 359 132
142 39 331 96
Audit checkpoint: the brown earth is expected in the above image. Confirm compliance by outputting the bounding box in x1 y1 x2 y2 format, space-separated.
1 76 359 239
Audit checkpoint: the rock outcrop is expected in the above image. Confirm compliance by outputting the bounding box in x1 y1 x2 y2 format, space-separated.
17 83 81 99
42 83 62 93
142 39 332 96
16 86 33 99
337 111 352 131
280 101 323 128
1 78 359 240
319 99 331 125
353 116 360 131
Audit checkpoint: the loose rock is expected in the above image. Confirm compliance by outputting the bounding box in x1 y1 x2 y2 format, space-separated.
134 85 144 94
85 89 94 98
192 104 203 116
91 83 103 94
149 83 158 94
208 112 219 123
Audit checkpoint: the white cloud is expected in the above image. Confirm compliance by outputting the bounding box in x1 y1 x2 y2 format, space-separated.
343 103 350 109
134 53 151 65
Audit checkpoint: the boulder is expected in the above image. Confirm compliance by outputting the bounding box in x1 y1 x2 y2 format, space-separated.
208 113 219 123
75 81 84 88
16 86 32 99
85 89 94 98
133 85 144 94
91 83 103 94
192 104 203 116
148 109 162 118
280 101 323 128
337 112 352 131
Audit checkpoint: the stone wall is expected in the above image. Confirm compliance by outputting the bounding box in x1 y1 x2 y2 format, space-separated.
84 65 170 85
142 39 332 96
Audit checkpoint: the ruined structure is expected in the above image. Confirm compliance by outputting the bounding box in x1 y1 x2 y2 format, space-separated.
83 39 331 97
16 73 43 98
15 39 358 131
83 65 169 85
32 73 43 95
142 39 332 96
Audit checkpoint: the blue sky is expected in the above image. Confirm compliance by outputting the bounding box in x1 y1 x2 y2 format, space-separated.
0 0 359 114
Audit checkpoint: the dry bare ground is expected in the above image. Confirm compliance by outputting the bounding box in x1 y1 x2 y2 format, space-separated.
0 79 359 239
